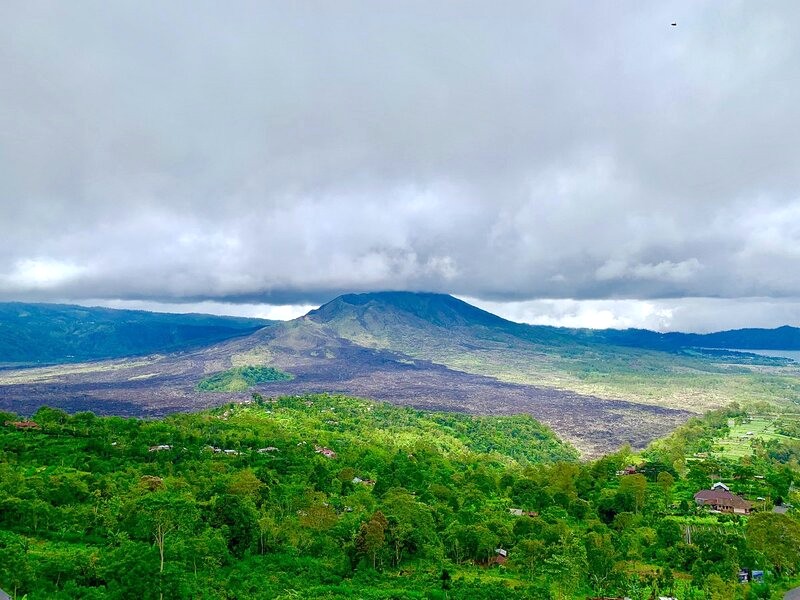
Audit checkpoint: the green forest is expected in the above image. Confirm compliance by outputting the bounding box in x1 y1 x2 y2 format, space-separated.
197 366 294 392
2 396 800 599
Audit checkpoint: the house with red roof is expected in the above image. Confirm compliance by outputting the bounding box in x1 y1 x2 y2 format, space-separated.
694 482 752 515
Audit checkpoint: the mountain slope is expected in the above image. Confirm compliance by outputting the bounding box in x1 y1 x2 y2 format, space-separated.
302 292 800 413
308 291 800 353
0 302 270 365
304 292 568 370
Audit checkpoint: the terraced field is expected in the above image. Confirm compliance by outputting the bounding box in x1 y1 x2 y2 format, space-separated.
712 414 800 459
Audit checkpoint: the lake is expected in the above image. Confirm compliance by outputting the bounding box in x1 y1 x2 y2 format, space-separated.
725 349 800 362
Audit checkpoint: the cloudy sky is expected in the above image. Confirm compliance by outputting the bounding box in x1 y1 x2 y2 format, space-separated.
1 1 799 332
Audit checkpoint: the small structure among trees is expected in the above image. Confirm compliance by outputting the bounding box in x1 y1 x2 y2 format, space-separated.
508 508 538 517
314 445 337 458
694 482 752 514
148 444 172 452
4 420 40 430
487 548 507 566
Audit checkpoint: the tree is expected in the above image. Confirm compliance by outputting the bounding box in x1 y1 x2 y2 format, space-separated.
298 491 338 531
545 532 587 600
585 531 618 593
618 474 648 514
658 566 675 596
443 522 470 564
212 494 259 557
356 511 388 568
32 406 69 430
0 531 32 598
513 539 546 580
133 490 198 599
227 469 264 499
657 471 675 508
747 512 800 575
257 510 280 555
382 488 439 565
706 573 735 600
656 519 682 547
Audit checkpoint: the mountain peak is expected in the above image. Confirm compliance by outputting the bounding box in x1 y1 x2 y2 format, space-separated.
306 291 510 329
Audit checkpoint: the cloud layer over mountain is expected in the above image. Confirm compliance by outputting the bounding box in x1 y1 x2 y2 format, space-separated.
1 2 799 329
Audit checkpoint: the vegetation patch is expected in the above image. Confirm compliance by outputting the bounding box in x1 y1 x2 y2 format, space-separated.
197 365 293 392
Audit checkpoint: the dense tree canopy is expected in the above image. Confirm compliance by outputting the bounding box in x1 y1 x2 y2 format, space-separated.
1 398 799 598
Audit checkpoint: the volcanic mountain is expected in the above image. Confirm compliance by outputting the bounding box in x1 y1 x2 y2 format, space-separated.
1 292 798 456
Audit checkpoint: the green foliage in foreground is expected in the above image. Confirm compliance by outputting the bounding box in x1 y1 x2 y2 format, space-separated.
2 398 800 599
197 365 293 392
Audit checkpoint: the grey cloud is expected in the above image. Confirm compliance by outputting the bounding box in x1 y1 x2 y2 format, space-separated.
1 1 800 328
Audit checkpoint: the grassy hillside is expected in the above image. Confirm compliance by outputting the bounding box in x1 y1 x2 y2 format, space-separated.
0 302 270 365
4 398 800 598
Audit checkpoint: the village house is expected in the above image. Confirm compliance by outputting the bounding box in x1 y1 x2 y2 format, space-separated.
352 477 376 486
694 482 752 514
257 447 279 453
4 420 40 430
148 444 172 452
508 508 539 517
615 465 638 476
314 445 336 458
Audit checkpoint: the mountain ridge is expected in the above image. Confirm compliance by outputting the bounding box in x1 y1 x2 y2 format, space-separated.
0 302 271 365
303 291 800 352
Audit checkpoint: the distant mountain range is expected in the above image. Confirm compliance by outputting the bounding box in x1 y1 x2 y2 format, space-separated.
1 293 797 367
1 292 798 456
584 323 800 352
0 302 270 365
